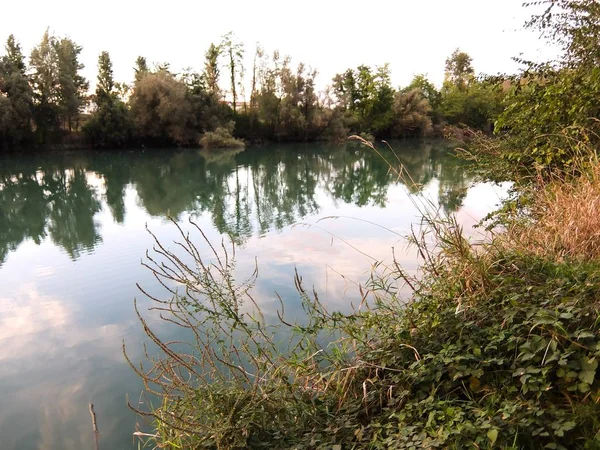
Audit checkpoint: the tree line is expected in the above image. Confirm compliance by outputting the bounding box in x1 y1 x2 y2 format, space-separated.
0 30 506 151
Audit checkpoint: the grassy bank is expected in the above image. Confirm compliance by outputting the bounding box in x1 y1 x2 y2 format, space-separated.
125 135 600 449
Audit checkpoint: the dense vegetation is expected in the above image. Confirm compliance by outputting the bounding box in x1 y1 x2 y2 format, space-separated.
122 1 600 449
489 0 600 177
1 30 504 150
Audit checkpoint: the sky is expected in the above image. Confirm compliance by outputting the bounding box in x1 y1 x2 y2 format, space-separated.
1 0 558 93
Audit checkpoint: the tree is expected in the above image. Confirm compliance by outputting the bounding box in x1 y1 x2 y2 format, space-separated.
54 38 88 131
96 51 114 104
333 68 359 112
184 68 231 134
444 49 474 91
404 74 441 110
525 0 600 68
221 32 244 113
277 59 320 140
370 65 395 135
441 79 502 130
134 56 149 82
29 30 60 143
248 48 325 141
250 44 263 113
0 35 33 149
255 50 282 138
83 51 132 147
355 64 376 122
438 49 503 131
332 64 395 136
129 69 195 145
299 65 319 138
203 43 221 96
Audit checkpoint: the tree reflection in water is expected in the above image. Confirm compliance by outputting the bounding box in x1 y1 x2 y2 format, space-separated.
0 140 473 265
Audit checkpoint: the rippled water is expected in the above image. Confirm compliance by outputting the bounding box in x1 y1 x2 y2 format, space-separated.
0 141 506 449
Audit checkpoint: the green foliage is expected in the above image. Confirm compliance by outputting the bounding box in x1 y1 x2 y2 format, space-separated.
96 51 114 104
27 30 88 144
327 57 503 140
83 97 131 148
247 50 324 142
496 67 600 172
184 69 232 134
441 79 504 130
436 48 505 132
134 56 149 82
359 248 600 450
332 64 395 137
492 0 600 174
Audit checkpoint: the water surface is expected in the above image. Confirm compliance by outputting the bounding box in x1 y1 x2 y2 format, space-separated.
0 141 505 449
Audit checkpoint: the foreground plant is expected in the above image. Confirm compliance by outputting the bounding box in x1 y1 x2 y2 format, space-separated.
126 139 600 449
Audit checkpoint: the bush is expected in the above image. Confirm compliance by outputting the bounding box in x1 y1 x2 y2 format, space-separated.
200 121 245 149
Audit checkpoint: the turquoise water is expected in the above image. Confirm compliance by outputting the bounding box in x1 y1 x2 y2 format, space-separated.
0 141 505 449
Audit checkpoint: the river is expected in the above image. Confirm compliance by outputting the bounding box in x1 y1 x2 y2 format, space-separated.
0 140 506 449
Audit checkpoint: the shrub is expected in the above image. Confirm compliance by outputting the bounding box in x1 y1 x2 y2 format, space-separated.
392 88 434 138
200 121 245 149
504 157 600 261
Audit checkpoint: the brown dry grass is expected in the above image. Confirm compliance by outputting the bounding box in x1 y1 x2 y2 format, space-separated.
506 161 600 260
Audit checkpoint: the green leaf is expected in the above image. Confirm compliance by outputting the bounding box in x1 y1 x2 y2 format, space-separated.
575 331 595 339
521 352 535 361
578 382 591 393
487 429 498 446
426 411 435 427
582 356 598 372
579 370 595 385
513 368 527 377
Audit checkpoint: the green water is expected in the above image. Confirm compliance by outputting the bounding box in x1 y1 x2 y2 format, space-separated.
0 141 505 449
